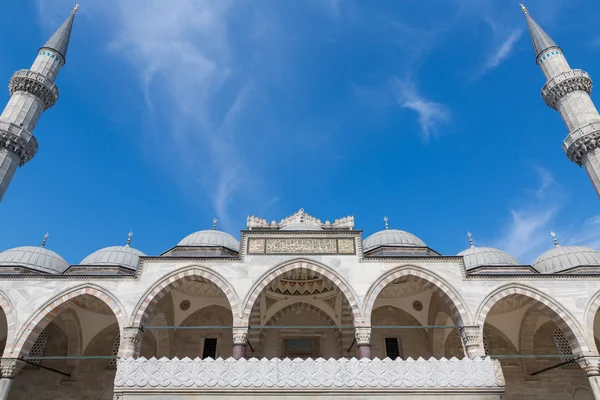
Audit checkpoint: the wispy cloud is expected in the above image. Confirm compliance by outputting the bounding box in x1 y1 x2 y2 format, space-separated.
392 79 450 141
481 29 523 73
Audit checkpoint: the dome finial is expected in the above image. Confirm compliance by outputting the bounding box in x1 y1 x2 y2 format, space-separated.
41 232 49 248
212 218 218 230
126 231 133 247
550 231 560 247
520 3 528 14
72 3 79 14
467 231 475 247
383 216 389 230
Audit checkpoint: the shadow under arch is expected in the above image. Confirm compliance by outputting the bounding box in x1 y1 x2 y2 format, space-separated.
362 265 472 327
240 258 363 326
130 265 242 327
11 284 127 357
475 283 588 354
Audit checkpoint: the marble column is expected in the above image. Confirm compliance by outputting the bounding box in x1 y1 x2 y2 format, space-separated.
118 327 145 359
355 327 371 359
579 357 600 400
232 328 248 359
459 325 486 358
0 359 20 400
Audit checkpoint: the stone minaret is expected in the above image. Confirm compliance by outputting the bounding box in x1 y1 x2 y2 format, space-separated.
521 5 600 198
0 6 78 202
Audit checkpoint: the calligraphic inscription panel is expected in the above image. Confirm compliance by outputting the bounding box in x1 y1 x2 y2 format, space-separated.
247 238 356 255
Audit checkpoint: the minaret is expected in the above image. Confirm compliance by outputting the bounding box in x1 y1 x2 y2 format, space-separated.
521 5 600 198
0 6 78 201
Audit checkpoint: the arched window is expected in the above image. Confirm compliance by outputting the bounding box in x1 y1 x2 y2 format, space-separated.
483 333 490 356
553 329 574 364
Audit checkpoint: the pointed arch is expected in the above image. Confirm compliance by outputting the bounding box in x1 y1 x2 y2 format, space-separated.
475 283 588 354
131 266 242 327
584 290 600 355
11 284 126 357
362 265 471 327
240 259 363 326
0 289 17 357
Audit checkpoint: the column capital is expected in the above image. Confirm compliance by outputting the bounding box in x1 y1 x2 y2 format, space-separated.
0 359 21 379
232 328 248 346
579 356 600 377
459 325 486 358
355 327 371 346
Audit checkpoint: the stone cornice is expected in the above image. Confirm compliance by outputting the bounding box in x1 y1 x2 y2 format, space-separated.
562 122 600 165
360 256 463 263
0 121 38 165
9 69 59 110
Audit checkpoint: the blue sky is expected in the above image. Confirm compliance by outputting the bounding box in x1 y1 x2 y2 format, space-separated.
0 0 599 264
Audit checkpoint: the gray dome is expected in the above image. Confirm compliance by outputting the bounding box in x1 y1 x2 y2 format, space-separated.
363 229 426 252
458 246 520 270
81 245 145 270
533 246 600 274
178 230 240 252
0 246 69 274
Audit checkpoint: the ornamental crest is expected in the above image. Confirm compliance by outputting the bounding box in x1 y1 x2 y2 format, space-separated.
246 208 354 230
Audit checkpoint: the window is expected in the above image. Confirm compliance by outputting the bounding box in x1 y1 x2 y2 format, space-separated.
28 330 48 365
553 329 575 364
483 334 490 356
202 338 218 359
385 338 401 360
109 335 121 368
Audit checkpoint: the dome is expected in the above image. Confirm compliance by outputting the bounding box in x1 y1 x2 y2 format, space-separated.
533 246 600 274
0 246 69 274
458 246 520 270
81 245 145 270
363 229 426 252
177 230 240 252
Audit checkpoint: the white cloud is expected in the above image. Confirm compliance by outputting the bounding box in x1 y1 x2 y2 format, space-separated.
482 29 523 72
392 79 450 141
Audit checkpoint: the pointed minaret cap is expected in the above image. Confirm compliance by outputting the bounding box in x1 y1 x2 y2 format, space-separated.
520 4 560 60
40 5 78 63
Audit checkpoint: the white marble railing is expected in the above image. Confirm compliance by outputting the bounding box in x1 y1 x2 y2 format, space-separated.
115 356 505 390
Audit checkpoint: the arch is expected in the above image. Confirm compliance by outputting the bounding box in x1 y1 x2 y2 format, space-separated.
12 284 127 357
259 302 343 351
0 289 17 357
240 259 363 326
475 284 588 354
362 265 471 327
131 266 242 327
58 308 82 376
519 308 548 358
583 290 600 355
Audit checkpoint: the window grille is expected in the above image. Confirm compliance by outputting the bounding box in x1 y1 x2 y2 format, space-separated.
483 334 490 356
109 335 121 368
553 329 575 364
28 330 48 365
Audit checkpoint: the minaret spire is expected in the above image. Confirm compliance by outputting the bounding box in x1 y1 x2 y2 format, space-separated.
0 7 77 202
521 6 600 198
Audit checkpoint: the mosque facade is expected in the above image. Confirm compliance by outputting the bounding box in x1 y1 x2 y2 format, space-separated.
0 4 600 400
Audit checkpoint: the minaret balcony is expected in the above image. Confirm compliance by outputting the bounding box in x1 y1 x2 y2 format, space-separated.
563 121 600 165
541 69 592 110
8 70 59 110
0 121 38 165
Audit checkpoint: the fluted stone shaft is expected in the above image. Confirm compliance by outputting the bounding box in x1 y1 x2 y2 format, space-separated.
0 150 20 201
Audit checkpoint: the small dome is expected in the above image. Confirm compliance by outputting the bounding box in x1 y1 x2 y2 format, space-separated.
363 229 426 252
458 246 520 270
0 246 69 274
177 230 240 252
533 246 600 274
81 245 145 270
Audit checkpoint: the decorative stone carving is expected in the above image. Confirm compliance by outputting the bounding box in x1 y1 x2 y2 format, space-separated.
9 69 59 110
232 328 248 346
248 239 265 254
354 327 371 346
492 360 505 386
321 295 337 310
248 238 356 255
114 356 503 389
246 209 354 230
0 121 38 165
0 359 21 378
337 239 355 254
542 69 592 110
264 295 281 309
579 357 600 377
459 326 486 358
562 123 600 165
